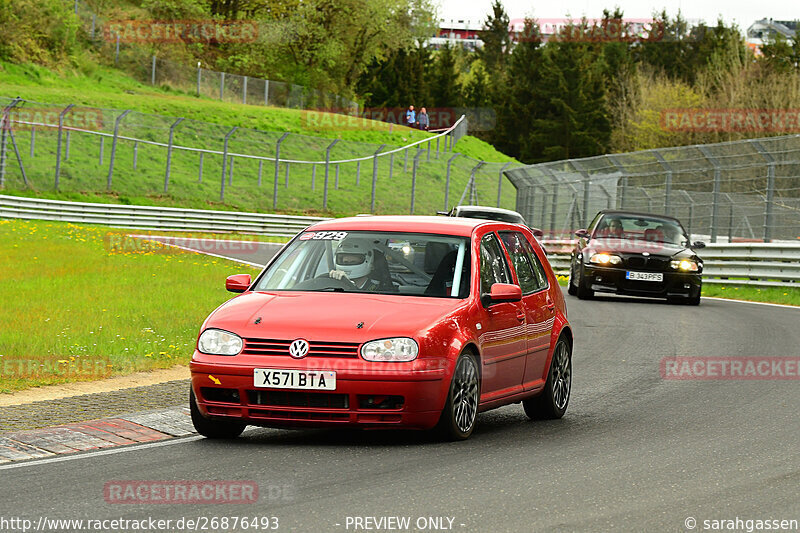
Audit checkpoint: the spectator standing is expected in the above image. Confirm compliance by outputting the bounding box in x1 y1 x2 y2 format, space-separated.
406 105 416 128
417 107 430 131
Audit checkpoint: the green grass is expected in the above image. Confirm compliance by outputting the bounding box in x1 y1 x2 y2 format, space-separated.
0 219 261 393
701 284 800 306
0 61 518 217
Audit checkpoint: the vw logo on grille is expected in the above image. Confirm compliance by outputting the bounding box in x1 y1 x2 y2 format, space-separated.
289 339 310 359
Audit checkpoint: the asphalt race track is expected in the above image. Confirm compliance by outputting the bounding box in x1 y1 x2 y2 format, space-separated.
1 290 798 532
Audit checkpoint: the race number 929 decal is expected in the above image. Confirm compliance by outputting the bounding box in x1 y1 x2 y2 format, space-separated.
299 231 348 241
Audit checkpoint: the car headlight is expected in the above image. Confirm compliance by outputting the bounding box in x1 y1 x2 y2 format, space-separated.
589 253 622 266
198 329 243 356
671 259 699 272
361 338 418 362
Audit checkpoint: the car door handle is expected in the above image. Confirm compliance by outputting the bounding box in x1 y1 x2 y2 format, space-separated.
516 311 525 322
546 297 555 310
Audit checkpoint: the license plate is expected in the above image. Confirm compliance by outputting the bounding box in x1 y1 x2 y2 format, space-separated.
626 271 663 282
253 368 336 390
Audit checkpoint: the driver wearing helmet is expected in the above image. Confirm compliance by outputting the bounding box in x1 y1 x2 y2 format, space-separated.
329 238 387 291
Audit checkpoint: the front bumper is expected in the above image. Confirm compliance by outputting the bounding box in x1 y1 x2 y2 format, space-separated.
583 264 701 299
190 353 450 430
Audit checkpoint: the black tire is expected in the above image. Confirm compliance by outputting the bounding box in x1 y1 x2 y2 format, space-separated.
190 388 246 439
523 337 572 420
434 351 480 441
575 266 594 300
567 263 578 296
687 291 701 306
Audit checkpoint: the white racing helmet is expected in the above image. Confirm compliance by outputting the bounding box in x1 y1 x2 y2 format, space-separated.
334 238 374 279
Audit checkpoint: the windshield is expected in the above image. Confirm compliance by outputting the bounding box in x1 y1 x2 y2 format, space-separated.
593 215 687 246
253 230 471 298
457 210 525 224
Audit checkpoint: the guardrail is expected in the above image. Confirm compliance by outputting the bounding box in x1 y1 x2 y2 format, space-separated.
544 240 800 288
0 195 327 237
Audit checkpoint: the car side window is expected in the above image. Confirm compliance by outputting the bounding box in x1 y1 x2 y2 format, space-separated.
514 234 549 291
498 231 539 294
480 233 512 295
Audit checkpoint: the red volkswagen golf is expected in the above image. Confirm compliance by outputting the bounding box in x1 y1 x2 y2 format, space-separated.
190 216 573 440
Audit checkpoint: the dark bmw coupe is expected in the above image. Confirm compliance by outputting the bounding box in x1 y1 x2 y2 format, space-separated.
567 210 705 305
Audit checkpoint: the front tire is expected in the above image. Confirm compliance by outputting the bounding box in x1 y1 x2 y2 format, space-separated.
576 266 594 300
567 263 578 296
435 352 480 440
523 337 572 420
190 388 246 439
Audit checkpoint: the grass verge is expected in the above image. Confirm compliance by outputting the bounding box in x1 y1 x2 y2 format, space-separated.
0 219 260 393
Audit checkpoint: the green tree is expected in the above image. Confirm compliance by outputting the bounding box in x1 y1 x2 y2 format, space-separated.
430 43 462 107
760 33 800 73
478 0 512 77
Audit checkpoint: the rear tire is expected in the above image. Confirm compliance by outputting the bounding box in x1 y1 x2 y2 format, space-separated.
190 388 246 439
434 352 480 441
523 337 571 420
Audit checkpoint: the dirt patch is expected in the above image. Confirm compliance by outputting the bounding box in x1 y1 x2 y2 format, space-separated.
0 366 190 407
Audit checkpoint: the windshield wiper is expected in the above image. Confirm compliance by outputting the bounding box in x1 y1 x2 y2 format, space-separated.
311 287 346 292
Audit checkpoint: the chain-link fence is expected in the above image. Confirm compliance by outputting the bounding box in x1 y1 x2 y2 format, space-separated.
505 136 800 242
0 97 518 217
72 1 358 113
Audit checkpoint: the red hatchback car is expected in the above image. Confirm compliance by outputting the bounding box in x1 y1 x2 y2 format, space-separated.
190 216 573 440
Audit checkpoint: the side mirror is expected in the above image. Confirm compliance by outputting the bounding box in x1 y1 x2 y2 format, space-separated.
482 283 522 306
691 241 706 249
226 274 252 293
574 229 590 239
531 228 544 239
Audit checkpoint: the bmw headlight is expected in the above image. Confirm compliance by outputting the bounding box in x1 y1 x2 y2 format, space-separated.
670 259 699 272
198 329 243 356
590 253 622 266
361 338 419 362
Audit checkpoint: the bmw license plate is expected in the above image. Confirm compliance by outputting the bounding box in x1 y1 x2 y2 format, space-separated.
626 271 663 282
253 368 336 390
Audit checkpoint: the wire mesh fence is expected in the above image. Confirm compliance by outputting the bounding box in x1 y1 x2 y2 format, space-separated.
72 1 359 113
505 136 800 242
0 97 512 217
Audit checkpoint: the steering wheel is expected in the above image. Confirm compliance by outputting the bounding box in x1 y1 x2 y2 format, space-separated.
292 274 358 291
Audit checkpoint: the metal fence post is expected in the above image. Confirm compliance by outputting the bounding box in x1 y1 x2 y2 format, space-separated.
371 144 386 213
570 160 592 227
54 103 74 190
7 127 29 188
258 160 263 186
750 140 776 242
426 140 431 162
356 160 360 186
164 117 185 193
30 126 35 158
220 126 237 201
99 137 104 165
151 56 156 85
243 76 248 105
133 141 138 169
607 155 627 209
106 109 131 191
652 151 673 215
311 164 316 191
264 80 269 106
458 161 486 206
410 150 422 214
323 139 340 210
198 152 204 183
680 190 695 239
444 154 460 210
220 72 225 100
197 67 201 97
388 153 394 180
496 162 511 207
436 137 440 159
698 146 722 243
273 132 289 209
115 33 120 64
724 193 735 243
